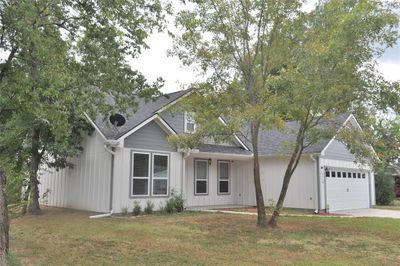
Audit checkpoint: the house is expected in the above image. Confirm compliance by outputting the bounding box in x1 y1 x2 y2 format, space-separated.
38 90 376 213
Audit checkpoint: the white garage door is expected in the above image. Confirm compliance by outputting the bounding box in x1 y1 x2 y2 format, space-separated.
325 168 370 211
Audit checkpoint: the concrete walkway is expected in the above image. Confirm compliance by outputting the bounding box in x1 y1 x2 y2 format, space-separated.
333 208 400 219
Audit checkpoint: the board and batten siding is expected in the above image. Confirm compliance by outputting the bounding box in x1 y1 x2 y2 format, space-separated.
39 131 112 213
259 156 317 209
124 121 174 152
111 148 183 212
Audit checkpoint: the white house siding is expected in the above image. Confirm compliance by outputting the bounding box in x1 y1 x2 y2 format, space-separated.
259 156 317 209
233 160 255 206
112 147 183 212
184 154 254 207
39 131 112 213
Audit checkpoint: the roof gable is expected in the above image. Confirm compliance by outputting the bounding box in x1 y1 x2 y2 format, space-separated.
88 90 189 140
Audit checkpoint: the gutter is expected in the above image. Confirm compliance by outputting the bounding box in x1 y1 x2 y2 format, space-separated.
90 139 119 219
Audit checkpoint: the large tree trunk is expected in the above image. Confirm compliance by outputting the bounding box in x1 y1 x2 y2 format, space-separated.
0 169 9 265
27 128 41 215
251 121 266 227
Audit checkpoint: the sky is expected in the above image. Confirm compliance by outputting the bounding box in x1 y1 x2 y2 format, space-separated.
129 0 400 94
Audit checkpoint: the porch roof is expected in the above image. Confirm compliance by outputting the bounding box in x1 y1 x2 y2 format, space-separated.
198 144 252 155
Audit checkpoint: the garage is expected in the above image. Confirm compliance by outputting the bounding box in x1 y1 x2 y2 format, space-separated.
325 168 371 211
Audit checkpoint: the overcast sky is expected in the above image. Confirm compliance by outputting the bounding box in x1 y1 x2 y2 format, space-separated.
130 0 400 94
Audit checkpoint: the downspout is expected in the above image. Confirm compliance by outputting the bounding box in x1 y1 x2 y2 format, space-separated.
90 141 117 219
310 154 320 214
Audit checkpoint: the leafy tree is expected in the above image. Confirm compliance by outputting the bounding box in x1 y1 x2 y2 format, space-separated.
171 0 399 227
0 0 167 261
171 0 302 227
375 168 396 205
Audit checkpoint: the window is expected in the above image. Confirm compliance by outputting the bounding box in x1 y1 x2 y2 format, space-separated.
357 173 361 179
184 112 196 133
362 173 366 179
132 152 150 196
325 171 330 177
353 173 357 178
337 172 342 178
195 159 208 195
331 171 336 178
152 154 169 196
218 161 230 194
348 172 352 178
131 152 169 197
342 172 347 178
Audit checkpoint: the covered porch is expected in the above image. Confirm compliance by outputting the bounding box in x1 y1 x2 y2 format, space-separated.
182 144 256 208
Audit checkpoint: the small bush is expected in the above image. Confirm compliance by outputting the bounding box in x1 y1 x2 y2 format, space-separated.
376 172 395 205
144 200 154 215
165 197 175 214
132 201 141 216
121 206 129 216
164 189 185 214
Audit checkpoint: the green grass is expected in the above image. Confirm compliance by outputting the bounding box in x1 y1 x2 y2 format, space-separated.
375 198 400 211
10 208 400 265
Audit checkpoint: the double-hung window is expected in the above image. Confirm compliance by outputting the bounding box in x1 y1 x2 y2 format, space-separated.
218 161 230 194
152 154 169 196
184 112 196 133
195 159 208 195
131 152 169 197
132 152 151 196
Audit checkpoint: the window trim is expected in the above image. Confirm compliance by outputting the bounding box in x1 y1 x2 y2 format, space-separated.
194 159 208 195
217 160 231 195
151 153 169 196
184 112 196 133
131 152 151 197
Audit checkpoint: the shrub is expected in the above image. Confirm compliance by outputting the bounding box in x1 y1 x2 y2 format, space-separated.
165 197 175 214
121 206 129 216
144 200 154 215
132 201 141 216
165 189 185 214
376 172 395 205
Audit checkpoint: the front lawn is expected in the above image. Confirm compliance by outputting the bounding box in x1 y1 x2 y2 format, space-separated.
10 208 400 265
375 198 400 211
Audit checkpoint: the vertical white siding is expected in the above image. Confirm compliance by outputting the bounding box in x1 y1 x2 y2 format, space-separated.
112 148 183 212
259 156 316 209
39 131 111 213
233 160 255 206
185 156 243 207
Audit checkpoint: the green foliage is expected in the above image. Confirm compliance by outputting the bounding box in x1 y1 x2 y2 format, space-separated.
144 200 154 215
375 169 395 205
0 0 168 210
165 190 185 214
132 201 141 216
171 0 399 226
121 207 129 216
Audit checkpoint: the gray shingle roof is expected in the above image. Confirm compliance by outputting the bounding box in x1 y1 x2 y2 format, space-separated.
237 113 350 156
198 144 252 155
93 90 189 140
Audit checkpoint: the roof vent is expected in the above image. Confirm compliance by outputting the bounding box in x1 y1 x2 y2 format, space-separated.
109 114 126 127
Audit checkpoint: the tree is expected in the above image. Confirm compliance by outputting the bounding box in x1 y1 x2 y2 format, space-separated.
0 0 166 261
0 170 8 265
171 0 399 227
171 0 302 227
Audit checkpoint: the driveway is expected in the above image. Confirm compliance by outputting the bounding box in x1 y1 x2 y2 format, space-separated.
333 208 400 219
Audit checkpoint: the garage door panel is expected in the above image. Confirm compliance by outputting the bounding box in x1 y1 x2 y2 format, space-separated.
325 168 370 211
